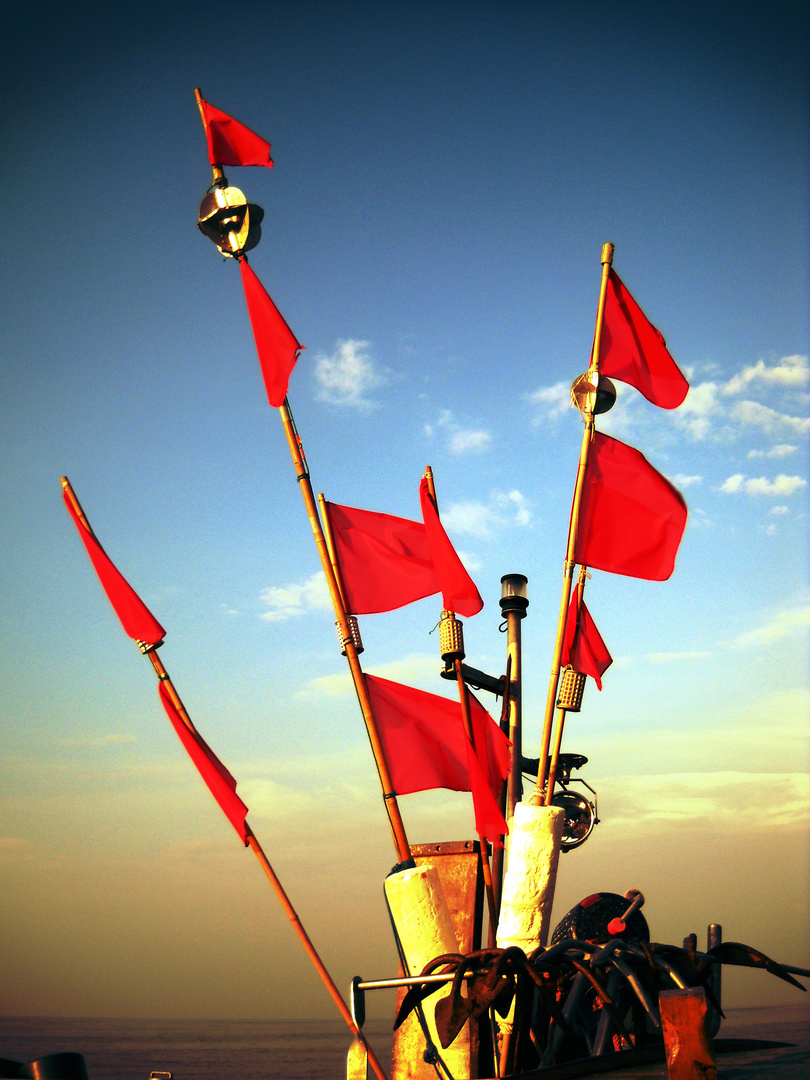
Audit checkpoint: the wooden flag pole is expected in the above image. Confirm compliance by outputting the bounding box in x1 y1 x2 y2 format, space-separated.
63 482 388 1079
534 242 613 802
424 467 498 946
278 397 412 864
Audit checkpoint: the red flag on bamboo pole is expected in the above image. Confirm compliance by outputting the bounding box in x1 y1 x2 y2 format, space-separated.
419 478 483 617
561 594 612 690
240 258 303 406
365 674 509 843
158 682 249 843
599 269 689 409
198 96 274 168
62 478 166 645
574 433 687 580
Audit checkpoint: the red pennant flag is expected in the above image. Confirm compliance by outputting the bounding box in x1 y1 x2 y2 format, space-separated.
599 269 689 409
419 478 484 617
561 594 612 690
325 501 439 614
241 258 303 406
199 96 274 168
159 683 248 843
365 674 509 844
62 480 166 645
574 433 687 581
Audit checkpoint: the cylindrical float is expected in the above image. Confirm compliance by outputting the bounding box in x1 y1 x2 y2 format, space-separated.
496 802 565 953
385 863 471 1077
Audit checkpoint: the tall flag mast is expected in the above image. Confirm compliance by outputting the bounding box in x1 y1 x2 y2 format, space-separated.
192 89 412 865
61 476 390 1080
534 243 689 803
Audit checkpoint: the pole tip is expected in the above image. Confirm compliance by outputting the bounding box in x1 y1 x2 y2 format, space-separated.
60 475 69 489
601 243 615 265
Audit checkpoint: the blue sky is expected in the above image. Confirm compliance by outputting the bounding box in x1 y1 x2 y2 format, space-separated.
1 1 808 1022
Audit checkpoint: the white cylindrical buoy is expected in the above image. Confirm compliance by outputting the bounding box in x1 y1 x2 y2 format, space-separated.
497 802 565 953
385 863 470 1077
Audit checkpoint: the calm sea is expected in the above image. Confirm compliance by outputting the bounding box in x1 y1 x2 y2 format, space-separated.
1 1007 808 1080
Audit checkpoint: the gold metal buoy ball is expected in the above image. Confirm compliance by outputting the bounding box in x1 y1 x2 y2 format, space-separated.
570 372 617 416
197 181 264 257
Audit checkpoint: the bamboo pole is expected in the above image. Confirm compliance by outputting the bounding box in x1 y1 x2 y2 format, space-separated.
246 828 390 1080
423 466 498 945
534 242 613 802
278 397 411 864
64 481 388 1078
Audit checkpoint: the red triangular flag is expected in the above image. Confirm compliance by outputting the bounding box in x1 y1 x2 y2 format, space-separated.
240 258 303 407
366 674 509 844
561 594 612 690
574 433 687 581
419 478 484 617
199 96 273 168
325 501 439 615
159 683 248 843
62 480 166 645
599 269 689 409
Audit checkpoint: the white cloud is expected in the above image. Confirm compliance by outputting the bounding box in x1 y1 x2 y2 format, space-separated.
314 339 386 409
747 444 798 459
722 354 809 395
527 381 571 423
672 474 702 488
646 651 712 663
769 505 789 516
442 501 497 539
449 428 492 454
719 473 807 497
297 653 449 698
732 604 810 649
673 381 721 440
427 409 492 455
442 489 532 539
57 734 137 748
259 570 331 621
731 400 810 437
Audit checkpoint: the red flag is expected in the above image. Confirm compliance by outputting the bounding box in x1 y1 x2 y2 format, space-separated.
561 593 612 690
62 481 166 645
159 682 248 844
325 501 439 614
599 269 689 409
240 258 303 406
574 433 687 581
199 97 273 168
366 674 509 843
419 478 484 617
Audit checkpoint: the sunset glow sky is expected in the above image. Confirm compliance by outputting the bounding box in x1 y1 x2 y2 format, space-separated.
1 1 808 1023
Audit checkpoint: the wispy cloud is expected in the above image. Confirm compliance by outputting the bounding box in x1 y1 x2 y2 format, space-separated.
425 409 492 455
57 734 137 749
722 354 809 395
259 571 331 622
730 400 810 437
646 650 712 664
314 339 387 409
526 381 571 423
297 653 446 698
719 473 807 497
747 444 798 459
732 604 810 648
442 489 533 539
671 474 702 488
